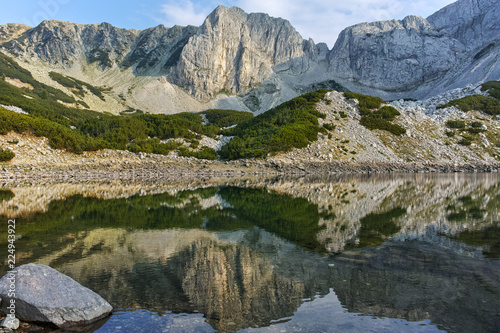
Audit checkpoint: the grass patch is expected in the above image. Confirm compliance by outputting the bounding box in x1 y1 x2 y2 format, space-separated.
445 130 455 137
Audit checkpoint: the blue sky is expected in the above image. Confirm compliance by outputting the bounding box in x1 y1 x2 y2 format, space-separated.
0 0 456 47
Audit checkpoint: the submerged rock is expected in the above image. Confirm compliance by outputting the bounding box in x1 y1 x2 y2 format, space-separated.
0 263 112 328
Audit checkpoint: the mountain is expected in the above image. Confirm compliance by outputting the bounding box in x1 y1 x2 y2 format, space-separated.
0 0 499 114
331 0 500 99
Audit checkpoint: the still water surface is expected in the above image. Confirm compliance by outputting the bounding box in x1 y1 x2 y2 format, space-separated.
1 174 499 332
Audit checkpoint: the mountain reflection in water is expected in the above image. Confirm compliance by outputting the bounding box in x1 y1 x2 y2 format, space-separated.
0 174 499 332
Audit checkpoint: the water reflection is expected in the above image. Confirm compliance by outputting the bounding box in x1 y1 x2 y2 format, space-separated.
0 174 499 332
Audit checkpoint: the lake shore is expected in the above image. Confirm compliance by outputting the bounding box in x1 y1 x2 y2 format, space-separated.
2 157 500 182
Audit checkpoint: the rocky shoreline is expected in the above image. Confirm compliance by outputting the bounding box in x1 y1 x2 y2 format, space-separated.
1 160 499 183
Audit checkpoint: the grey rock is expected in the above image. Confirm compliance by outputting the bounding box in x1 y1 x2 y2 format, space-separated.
125 24 197 74
3 20 137 68
328 15 460 92
0 316 19 330
0 264 112 327
328 0 500 98
170 5 316 100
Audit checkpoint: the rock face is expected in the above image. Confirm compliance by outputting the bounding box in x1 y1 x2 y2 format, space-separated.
0 23 31 44
3 20 137 68
0 1 499 112
0 263 112 327
328 16 460 92
329 0 500 98
124 24 197 74
170 5 319 100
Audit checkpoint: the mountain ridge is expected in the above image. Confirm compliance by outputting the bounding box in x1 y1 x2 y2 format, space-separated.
0 0 499 114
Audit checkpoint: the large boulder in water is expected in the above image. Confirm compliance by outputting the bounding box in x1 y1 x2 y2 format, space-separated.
0 263 112 327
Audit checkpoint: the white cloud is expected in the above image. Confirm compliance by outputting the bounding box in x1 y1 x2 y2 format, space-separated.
156 0 456 47
157 0 215 27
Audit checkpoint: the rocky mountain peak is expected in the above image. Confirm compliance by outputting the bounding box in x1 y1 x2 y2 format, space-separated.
427 0 500 50
328 15 458 92
2 20 137 68
0 23 31 44
170 5 311 100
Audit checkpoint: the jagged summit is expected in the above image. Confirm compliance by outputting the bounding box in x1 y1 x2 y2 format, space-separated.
0 0 498 114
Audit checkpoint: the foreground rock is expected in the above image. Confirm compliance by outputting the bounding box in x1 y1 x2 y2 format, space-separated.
0 316 19 330
0 264 112 328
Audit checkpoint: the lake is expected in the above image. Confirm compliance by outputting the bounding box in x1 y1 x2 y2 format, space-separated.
1 174 499 332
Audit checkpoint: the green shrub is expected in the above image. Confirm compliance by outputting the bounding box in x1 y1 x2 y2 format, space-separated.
0 53 102 126
360 115 406 136
468 127 484 134
458 135 474 146
0 188 14 202
339 111 347 118
219 90 329 160
0 148 15 161
438 95 500 115
358 106 372 116
202 109 253 127
127 138 180 155
374 106 400 121
49 72 108 101
323 123 336 131
344 92 383 109
190 140 199 149
446 120 466 129
481 80 500 100
357 104 405 136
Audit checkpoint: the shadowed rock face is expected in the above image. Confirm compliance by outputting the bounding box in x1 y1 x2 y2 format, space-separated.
328 0 500 96
124 24 197 74
328 16 460 91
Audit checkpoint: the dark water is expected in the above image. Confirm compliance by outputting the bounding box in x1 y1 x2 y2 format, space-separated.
1 174 500 332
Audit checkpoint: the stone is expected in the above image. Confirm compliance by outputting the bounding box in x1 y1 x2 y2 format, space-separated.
0 264 112 328
1 316 19 330
171 5 315 100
